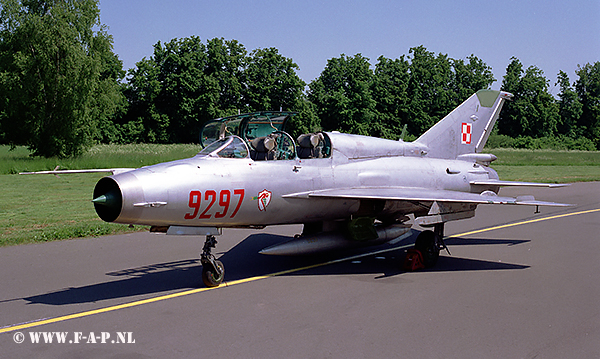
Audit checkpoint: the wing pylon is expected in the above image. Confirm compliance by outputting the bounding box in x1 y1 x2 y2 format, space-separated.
470 180 569 188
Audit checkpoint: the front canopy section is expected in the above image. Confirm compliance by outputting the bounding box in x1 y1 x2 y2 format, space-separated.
200 111 297 147
196 136 249 159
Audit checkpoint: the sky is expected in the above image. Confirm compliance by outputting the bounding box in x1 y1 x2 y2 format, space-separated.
98 0 600 94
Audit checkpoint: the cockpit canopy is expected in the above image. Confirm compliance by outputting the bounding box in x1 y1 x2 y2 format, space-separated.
199 111 331 161
196 131 331 161
200 111 296 147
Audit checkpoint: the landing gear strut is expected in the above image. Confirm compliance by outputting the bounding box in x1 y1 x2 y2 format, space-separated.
200 235 224 287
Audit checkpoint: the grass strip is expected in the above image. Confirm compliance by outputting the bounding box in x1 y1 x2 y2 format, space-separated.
0 173 143 246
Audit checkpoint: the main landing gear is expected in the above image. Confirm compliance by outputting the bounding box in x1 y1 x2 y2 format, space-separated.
405 223 449 271
200 235 225 287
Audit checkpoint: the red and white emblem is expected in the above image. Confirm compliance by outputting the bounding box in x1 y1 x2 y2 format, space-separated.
257 189 272 211
461 122 472 144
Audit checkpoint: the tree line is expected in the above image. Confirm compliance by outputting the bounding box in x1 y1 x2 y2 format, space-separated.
1 0 599 157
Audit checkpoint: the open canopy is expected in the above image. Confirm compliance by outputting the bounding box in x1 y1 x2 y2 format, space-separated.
200 111 297 148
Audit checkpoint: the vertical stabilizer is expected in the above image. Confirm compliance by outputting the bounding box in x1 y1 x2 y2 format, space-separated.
414 90 512 159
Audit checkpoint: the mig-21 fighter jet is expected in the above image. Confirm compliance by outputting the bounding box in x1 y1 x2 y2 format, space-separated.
23 90 569 287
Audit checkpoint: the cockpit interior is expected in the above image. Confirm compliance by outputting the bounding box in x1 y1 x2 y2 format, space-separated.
198 112 331 161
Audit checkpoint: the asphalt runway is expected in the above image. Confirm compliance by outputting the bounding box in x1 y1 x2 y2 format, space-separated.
1 182 599 358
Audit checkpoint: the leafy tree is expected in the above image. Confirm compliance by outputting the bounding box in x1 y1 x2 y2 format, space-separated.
308 54 377 135
499 57 559 138
120 57 164 143
123 38 314 144
123 37 247 143
91 29 127 144
205 38 245 116
371 55 410 139
523 67 559 137
241 47 317 140
160 37 243 143
0 0 125 157
243 47 305 112
450 54 495 103
309 47 495 140
157 37 246 143
497 57 523 137
500 57 523 96
556 70 582 138
370 50 495 139
575 62 600 149
404 46 454 136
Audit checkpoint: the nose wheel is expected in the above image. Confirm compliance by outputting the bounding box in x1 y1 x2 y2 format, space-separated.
200 235 225 287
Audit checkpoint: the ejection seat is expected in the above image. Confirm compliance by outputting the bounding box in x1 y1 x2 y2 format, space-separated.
297 133 325 159
250 136 277 161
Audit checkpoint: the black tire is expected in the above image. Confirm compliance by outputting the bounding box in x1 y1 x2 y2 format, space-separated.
414 230 440 268
202 260 224 287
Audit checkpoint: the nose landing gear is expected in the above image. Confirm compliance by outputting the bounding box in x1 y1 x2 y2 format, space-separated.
200 235 225 287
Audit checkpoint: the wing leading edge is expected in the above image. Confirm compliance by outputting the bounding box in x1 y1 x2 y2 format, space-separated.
19 167 134 175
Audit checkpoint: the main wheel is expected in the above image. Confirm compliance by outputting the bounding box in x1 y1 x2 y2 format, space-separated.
414 230 440 268
202 260 224 287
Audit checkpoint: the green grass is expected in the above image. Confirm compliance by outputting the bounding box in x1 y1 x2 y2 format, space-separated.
0 144 201 246
1 145 599 246
487 148 600 182
487 148 600 167
0 173 141 246
0 143 200 174
493 165 600 182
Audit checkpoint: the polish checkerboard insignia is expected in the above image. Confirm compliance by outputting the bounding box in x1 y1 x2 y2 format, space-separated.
461 122 472 144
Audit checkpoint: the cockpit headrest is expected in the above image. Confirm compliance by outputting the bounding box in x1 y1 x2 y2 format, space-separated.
297 133 322 148
251 136 277 152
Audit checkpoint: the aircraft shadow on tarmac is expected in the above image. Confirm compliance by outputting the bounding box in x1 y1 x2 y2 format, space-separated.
23 232 529 306
217 233 530 280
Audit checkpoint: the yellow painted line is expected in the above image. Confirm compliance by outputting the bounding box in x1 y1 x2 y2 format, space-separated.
0 244 411 334
448 208 600 238
0 287 215 334
2 208 598 334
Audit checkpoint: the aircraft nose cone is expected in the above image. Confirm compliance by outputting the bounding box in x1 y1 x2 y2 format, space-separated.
92 191 119 208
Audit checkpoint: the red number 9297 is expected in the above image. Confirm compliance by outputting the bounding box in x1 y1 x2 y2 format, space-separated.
184 189 244 220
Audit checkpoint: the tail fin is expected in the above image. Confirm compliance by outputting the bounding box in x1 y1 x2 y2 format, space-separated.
414 90 512 159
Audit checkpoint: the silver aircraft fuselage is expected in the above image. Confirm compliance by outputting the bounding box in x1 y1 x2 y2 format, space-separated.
94 132 499 229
